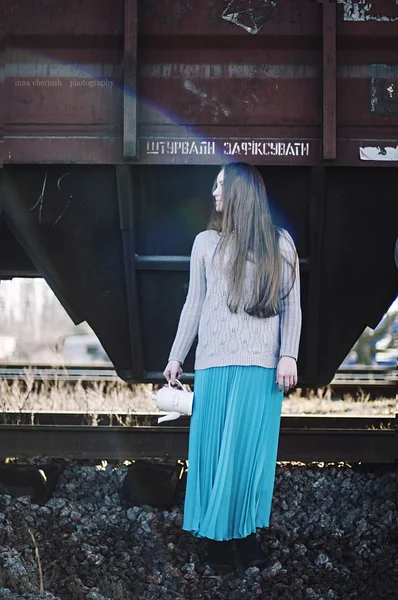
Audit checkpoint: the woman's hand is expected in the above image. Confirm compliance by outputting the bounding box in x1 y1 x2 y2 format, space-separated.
276 356 297 393
163 360 183 385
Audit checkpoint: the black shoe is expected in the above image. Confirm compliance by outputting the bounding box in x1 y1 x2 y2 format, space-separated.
235 533 267 569
206 539 235 573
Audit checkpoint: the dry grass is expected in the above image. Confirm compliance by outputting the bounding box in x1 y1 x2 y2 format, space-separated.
0 372 395 416
0 374 156 414
282 386 396 416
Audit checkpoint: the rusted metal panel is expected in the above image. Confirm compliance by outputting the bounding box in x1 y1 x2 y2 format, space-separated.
138 51 320 127
3 0 398 165
319 1 336 160
123 0 138 160
139 132 319 166
6 45 123 164
6 0 124 35
139 0 320 36
6 47 123 125
0 0 4 168
9 130 398 166
6 137 122 165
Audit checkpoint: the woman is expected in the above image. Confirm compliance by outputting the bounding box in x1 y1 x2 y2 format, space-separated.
163 162 301 572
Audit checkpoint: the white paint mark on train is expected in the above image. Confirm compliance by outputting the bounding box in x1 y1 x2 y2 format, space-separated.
387 84 394 98
183 80 207 102
223 141 310 157
222 0 277 35
30 172 48 224
183 80 231 118
141 63 318 79
370 77 378 112
145 139 311 158
338 0 373 21
142 63 398 80
146 141 216 156
360 146 398 161
8 62 398 81
337 0 398 21
53 172 73 226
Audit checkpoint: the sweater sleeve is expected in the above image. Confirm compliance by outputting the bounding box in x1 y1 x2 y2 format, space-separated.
168 233 207 365
279 230 302 360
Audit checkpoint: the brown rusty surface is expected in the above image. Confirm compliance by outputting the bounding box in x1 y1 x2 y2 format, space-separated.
139 0 319 36
0 424 395 463
320 1 336 160
123 0 138 159
0 0 4 167
3 0 398 165
6 0 124 35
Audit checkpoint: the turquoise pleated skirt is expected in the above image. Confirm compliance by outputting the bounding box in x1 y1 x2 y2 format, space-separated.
182 365 283 541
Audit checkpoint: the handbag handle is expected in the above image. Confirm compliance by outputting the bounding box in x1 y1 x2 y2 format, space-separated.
169 379 184 390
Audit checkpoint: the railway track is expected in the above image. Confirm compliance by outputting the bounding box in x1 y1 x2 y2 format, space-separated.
1 366 396 465
0 412 396 465
0 364 397 396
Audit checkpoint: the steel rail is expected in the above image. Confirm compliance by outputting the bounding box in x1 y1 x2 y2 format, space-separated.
0 414 396 464
0 412 395 429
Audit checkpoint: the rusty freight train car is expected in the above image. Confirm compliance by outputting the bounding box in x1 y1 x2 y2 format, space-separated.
1 0 397 385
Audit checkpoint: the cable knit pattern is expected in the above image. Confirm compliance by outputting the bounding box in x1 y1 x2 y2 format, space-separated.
168 229 301 370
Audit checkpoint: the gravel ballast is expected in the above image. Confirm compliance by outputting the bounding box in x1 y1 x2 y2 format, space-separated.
0 459 397 600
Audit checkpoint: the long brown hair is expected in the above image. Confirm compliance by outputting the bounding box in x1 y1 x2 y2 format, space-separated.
207 162 296 318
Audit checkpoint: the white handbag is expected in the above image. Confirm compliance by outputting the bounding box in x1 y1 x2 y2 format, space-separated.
152 380 193 424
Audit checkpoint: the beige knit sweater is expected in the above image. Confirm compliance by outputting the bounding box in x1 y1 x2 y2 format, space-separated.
168 229 302 370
